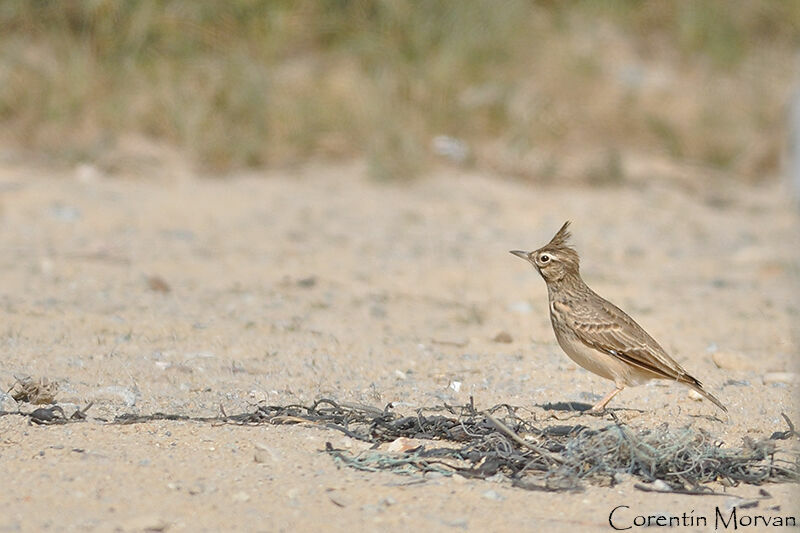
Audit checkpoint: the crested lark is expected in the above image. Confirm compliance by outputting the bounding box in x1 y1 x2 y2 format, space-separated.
511 221 726 413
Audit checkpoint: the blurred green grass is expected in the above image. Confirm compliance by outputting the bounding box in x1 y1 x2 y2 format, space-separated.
0 0 798 180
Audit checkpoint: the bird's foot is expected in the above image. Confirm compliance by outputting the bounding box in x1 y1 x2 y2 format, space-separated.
585 387 623 415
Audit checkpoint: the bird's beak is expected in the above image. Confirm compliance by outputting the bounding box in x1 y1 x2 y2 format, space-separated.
509 250 529 261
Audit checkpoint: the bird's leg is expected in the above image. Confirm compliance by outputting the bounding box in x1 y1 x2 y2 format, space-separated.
588 387 623 413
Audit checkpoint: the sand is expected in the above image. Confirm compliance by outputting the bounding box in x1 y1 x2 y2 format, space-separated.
0 160 798 532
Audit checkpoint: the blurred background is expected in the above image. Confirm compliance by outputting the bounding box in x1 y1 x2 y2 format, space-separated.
1 0 798 183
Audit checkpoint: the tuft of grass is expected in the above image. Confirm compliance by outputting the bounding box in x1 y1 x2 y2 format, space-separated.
0 1 798 181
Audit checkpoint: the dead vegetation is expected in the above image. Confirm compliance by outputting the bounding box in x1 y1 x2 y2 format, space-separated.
8 376 59 405
3 397 797 494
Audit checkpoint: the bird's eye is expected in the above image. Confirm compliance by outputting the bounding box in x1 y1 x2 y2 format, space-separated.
540 254 550 263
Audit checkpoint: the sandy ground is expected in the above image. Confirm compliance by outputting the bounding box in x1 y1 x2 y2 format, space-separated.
0 161 798 532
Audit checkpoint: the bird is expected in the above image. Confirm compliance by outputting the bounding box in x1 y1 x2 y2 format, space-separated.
510 221 726 413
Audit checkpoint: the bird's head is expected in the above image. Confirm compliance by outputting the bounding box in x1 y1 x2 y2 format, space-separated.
510 221 580 283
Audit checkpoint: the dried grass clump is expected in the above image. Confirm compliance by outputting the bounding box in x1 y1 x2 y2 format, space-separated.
5 397 797 493
8 376 59 405
0 2 797 180
304 401 798 492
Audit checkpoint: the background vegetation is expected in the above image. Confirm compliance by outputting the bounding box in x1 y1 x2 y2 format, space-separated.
0 0 798 180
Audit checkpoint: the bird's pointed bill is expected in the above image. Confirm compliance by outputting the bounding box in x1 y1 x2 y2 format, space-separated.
510 250 529 260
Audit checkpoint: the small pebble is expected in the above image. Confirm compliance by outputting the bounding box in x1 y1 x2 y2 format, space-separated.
482 489 504 501
297 276 317 288
651 480 671 492
762 372 797 385
232 491 250 503
492 331 513 343
386 437 421 453
711 351 757 371
380 497 397 507
0 392 19 413
738 499 760 509
147 276 171 293
613 473 630 484
75 163 102 183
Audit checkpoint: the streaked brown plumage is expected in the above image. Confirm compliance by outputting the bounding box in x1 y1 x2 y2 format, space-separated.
511 221 726 413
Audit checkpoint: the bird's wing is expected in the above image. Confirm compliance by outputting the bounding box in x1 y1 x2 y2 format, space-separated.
554 295 694 383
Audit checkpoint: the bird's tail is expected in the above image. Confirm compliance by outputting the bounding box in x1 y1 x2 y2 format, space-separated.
684 379 727 413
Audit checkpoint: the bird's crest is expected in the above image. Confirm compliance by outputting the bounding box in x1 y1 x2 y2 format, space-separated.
547 221 572 249
540 221 580 270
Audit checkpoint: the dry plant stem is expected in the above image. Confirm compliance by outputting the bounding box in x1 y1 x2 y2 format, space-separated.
484 412 564 465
